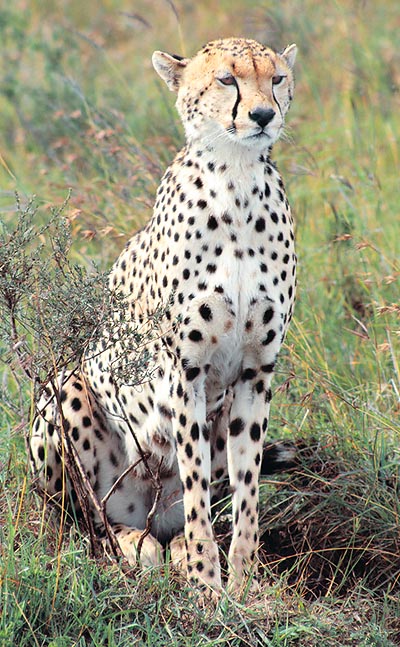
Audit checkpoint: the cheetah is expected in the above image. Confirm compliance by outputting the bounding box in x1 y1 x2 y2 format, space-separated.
30 37 298 596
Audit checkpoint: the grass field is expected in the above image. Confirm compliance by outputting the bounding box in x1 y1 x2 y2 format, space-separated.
1 0 399 645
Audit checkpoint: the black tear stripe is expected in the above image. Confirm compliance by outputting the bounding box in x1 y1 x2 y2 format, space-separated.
231 79 241 122
272 86 283 118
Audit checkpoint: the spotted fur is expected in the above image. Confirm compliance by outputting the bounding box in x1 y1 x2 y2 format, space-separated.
30 38 298 596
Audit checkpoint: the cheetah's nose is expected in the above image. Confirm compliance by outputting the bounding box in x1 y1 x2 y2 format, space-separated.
248 107 276 129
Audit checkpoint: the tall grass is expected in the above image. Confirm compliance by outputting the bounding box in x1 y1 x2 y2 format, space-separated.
1 0 399 644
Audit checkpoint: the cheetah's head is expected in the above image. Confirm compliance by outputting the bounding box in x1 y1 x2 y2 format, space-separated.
152 38 297 152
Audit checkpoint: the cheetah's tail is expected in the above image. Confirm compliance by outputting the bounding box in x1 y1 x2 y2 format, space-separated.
260 440 298 475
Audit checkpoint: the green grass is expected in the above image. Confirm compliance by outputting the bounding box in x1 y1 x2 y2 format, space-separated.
1 0 399 645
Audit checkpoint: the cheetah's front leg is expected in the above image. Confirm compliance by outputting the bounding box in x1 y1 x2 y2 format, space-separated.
226 304 282 593
226 374 271 593
172 370 222 595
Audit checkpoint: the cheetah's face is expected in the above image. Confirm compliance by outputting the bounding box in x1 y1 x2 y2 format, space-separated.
153 38 297 150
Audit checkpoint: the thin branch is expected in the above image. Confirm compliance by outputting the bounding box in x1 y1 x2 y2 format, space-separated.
101 455 149 506
137 458 164 557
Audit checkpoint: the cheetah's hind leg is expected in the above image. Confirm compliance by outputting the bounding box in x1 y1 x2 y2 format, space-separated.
30 371 103 510
30 372 165 571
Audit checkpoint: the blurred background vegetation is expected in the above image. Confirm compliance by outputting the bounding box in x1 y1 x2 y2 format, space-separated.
0 1 399 645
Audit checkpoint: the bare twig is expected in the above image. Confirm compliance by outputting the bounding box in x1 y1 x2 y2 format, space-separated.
101 455 149 506
137 458 164 557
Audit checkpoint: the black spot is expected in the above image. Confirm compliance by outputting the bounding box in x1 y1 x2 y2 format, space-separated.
179 413 187 427
255 217 266 232
229 417 245 436
241 368 256 381
71 397 82 411
202 424 210 441
139 402 148 414
38 445 45 462
207 215 218 230
110 451 119 467
197 199 207 210
261 362 275 373
158 404 172 419
194 177 203 189
263 307 274 325
262 329 277 345
199 303 213 321
82 416 91 428
189 423 199 441
250 423 261 442
186 366 200 381
185 443 193 459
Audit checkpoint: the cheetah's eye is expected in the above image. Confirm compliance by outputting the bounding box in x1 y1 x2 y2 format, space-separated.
217 74 236 87
272 75 285 86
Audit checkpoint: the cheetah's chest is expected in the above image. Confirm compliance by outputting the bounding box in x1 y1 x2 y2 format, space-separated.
106 149 296 404
159 161 296 394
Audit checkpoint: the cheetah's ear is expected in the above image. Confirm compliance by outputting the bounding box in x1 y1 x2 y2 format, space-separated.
280 44 297 70
152 51 190 92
